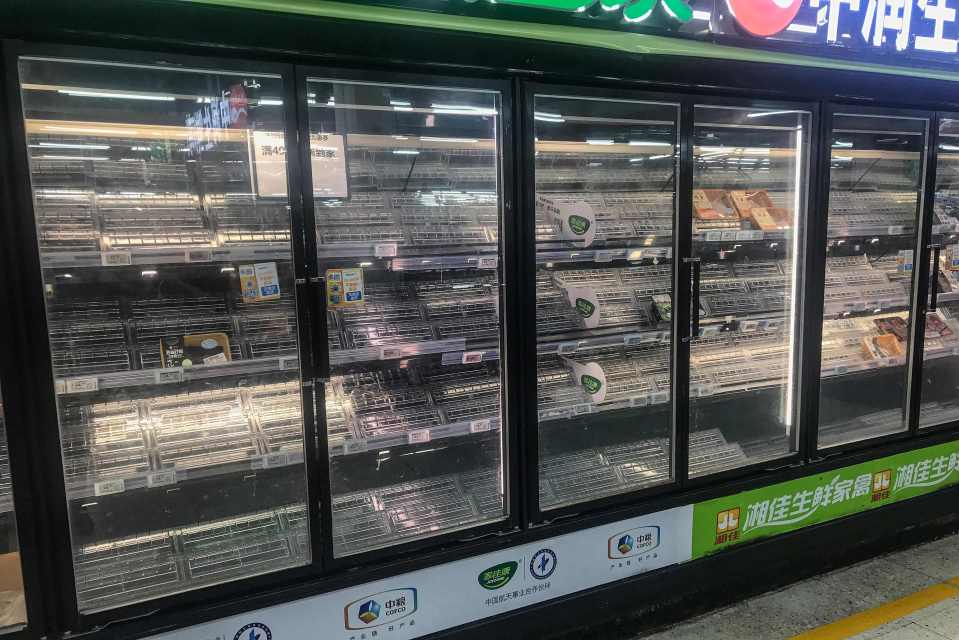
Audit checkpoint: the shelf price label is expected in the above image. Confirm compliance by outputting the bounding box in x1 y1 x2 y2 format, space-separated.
147 470 178 488
407 429 431 445
154 368 184 385
252 452 290 469
185 249 213 263
374 243 398 258
93 478 126 496
379 346 404 361
278 356 299 370
345 439 369 454
65 377 99 394
462 351 485 365
593 250 614 263
469 419 492 433
477 256 498 270
101 250 133 267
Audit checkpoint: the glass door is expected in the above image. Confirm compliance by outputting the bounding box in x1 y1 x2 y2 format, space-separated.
688 105 811 476
303 77 508 557
918 114 959 429
0 390 26 633
817 111 929 448
17 56 311 611
532 92 679 511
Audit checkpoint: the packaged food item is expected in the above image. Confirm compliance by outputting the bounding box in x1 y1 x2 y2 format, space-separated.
926 313 954 339
652 294 672 323
947 244 959 271
896 249 914 274
160 333 231 367
861 334 904 359
728 190 792 231
693 189 739 227
326 267 365 308
874 316 908 342
239 262 282 302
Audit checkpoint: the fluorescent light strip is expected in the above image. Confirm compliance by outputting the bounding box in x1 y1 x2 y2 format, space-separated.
36 155 110 161
746 110 802 118
257 98 283 106
628 140 672 147
31 142 110 150
43 125 137 135
59 89 175 101
393 150 420 155
421 136 479 143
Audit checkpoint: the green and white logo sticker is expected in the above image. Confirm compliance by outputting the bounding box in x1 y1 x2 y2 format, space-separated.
478 561 518 590
562 358 608 403
568 214 591 236
575 297 596 318
562 285 601 329
538 195 596 247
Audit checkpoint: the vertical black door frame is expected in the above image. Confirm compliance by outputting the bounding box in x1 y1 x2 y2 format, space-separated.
284 67 333 569
905 113 941 433
802 101 832 462
0 40 50 640
674 98 694 488
1 41 80 633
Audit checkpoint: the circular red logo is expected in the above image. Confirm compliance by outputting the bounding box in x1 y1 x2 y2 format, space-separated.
726 0 804 37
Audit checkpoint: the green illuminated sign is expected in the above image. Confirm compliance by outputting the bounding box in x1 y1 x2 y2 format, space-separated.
495 0 691 23
691 440 959 559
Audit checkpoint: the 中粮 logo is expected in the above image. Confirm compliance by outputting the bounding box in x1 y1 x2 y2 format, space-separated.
344 588 417 630
608 526 661 559
530 548 557 580
233 623 271 640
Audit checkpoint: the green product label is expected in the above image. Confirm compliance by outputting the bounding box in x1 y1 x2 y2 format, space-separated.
691 440 959 559
581 374 603 395
568 214 591 236
575 297 596 318
478 561 518 590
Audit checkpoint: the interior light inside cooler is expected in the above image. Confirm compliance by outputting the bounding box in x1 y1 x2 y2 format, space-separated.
421 136 479 143
785 125 804 431
36 154 109 161
629 158 644 163
393 150 419 155
58 89 176 101
940 144 959 151
257 98 283 106
31 142 110 150
534 111 565 123
586 139 614 145
628 140 671 147
745 110 802 118
833 141 853 148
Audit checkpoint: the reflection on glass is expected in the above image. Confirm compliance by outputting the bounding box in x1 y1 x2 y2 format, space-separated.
919 115 959 429
0 397 26 632
533 95 678 510
689 106 810 476
306 79 507 556
818 113 928 447
18 57 310 611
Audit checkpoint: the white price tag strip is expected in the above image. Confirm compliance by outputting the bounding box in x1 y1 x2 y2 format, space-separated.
477 256 498 270
94 478 126 496
408 429 431 445
345 439 369 454
185 249 213 263
66 377 99 394
593 250 614 263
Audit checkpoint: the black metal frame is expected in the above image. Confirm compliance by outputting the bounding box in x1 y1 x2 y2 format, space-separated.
3 5 959 640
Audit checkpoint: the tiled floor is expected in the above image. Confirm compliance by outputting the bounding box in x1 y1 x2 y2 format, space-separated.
636 534 959 640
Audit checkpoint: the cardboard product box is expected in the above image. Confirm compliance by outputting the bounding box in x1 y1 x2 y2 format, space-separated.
693 189 739 225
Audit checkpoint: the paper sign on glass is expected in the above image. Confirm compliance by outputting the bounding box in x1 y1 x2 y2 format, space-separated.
311 133 348 198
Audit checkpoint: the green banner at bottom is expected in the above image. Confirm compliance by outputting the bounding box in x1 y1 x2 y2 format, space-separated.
692 439 959 559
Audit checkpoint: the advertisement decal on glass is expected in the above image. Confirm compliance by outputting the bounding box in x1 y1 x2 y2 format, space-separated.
562 357 608 403
343 588 418 630
539 195 596 247
186 83 248 154
326 268 365 308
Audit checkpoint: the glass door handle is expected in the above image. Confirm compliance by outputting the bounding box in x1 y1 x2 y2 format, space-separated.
929 245 942 313
309 275 331 381
683 257 701 342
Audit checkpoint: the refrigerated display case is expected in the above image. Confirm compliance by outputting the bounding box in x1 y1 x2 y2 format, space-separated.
817 112 930 448
532 92 678 510
304 77 508 555
688 105 810 474
17 57 311 611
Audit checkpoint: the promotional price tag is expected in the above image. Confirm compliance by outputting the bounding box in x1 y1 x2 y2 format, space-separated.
379 346 403 360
